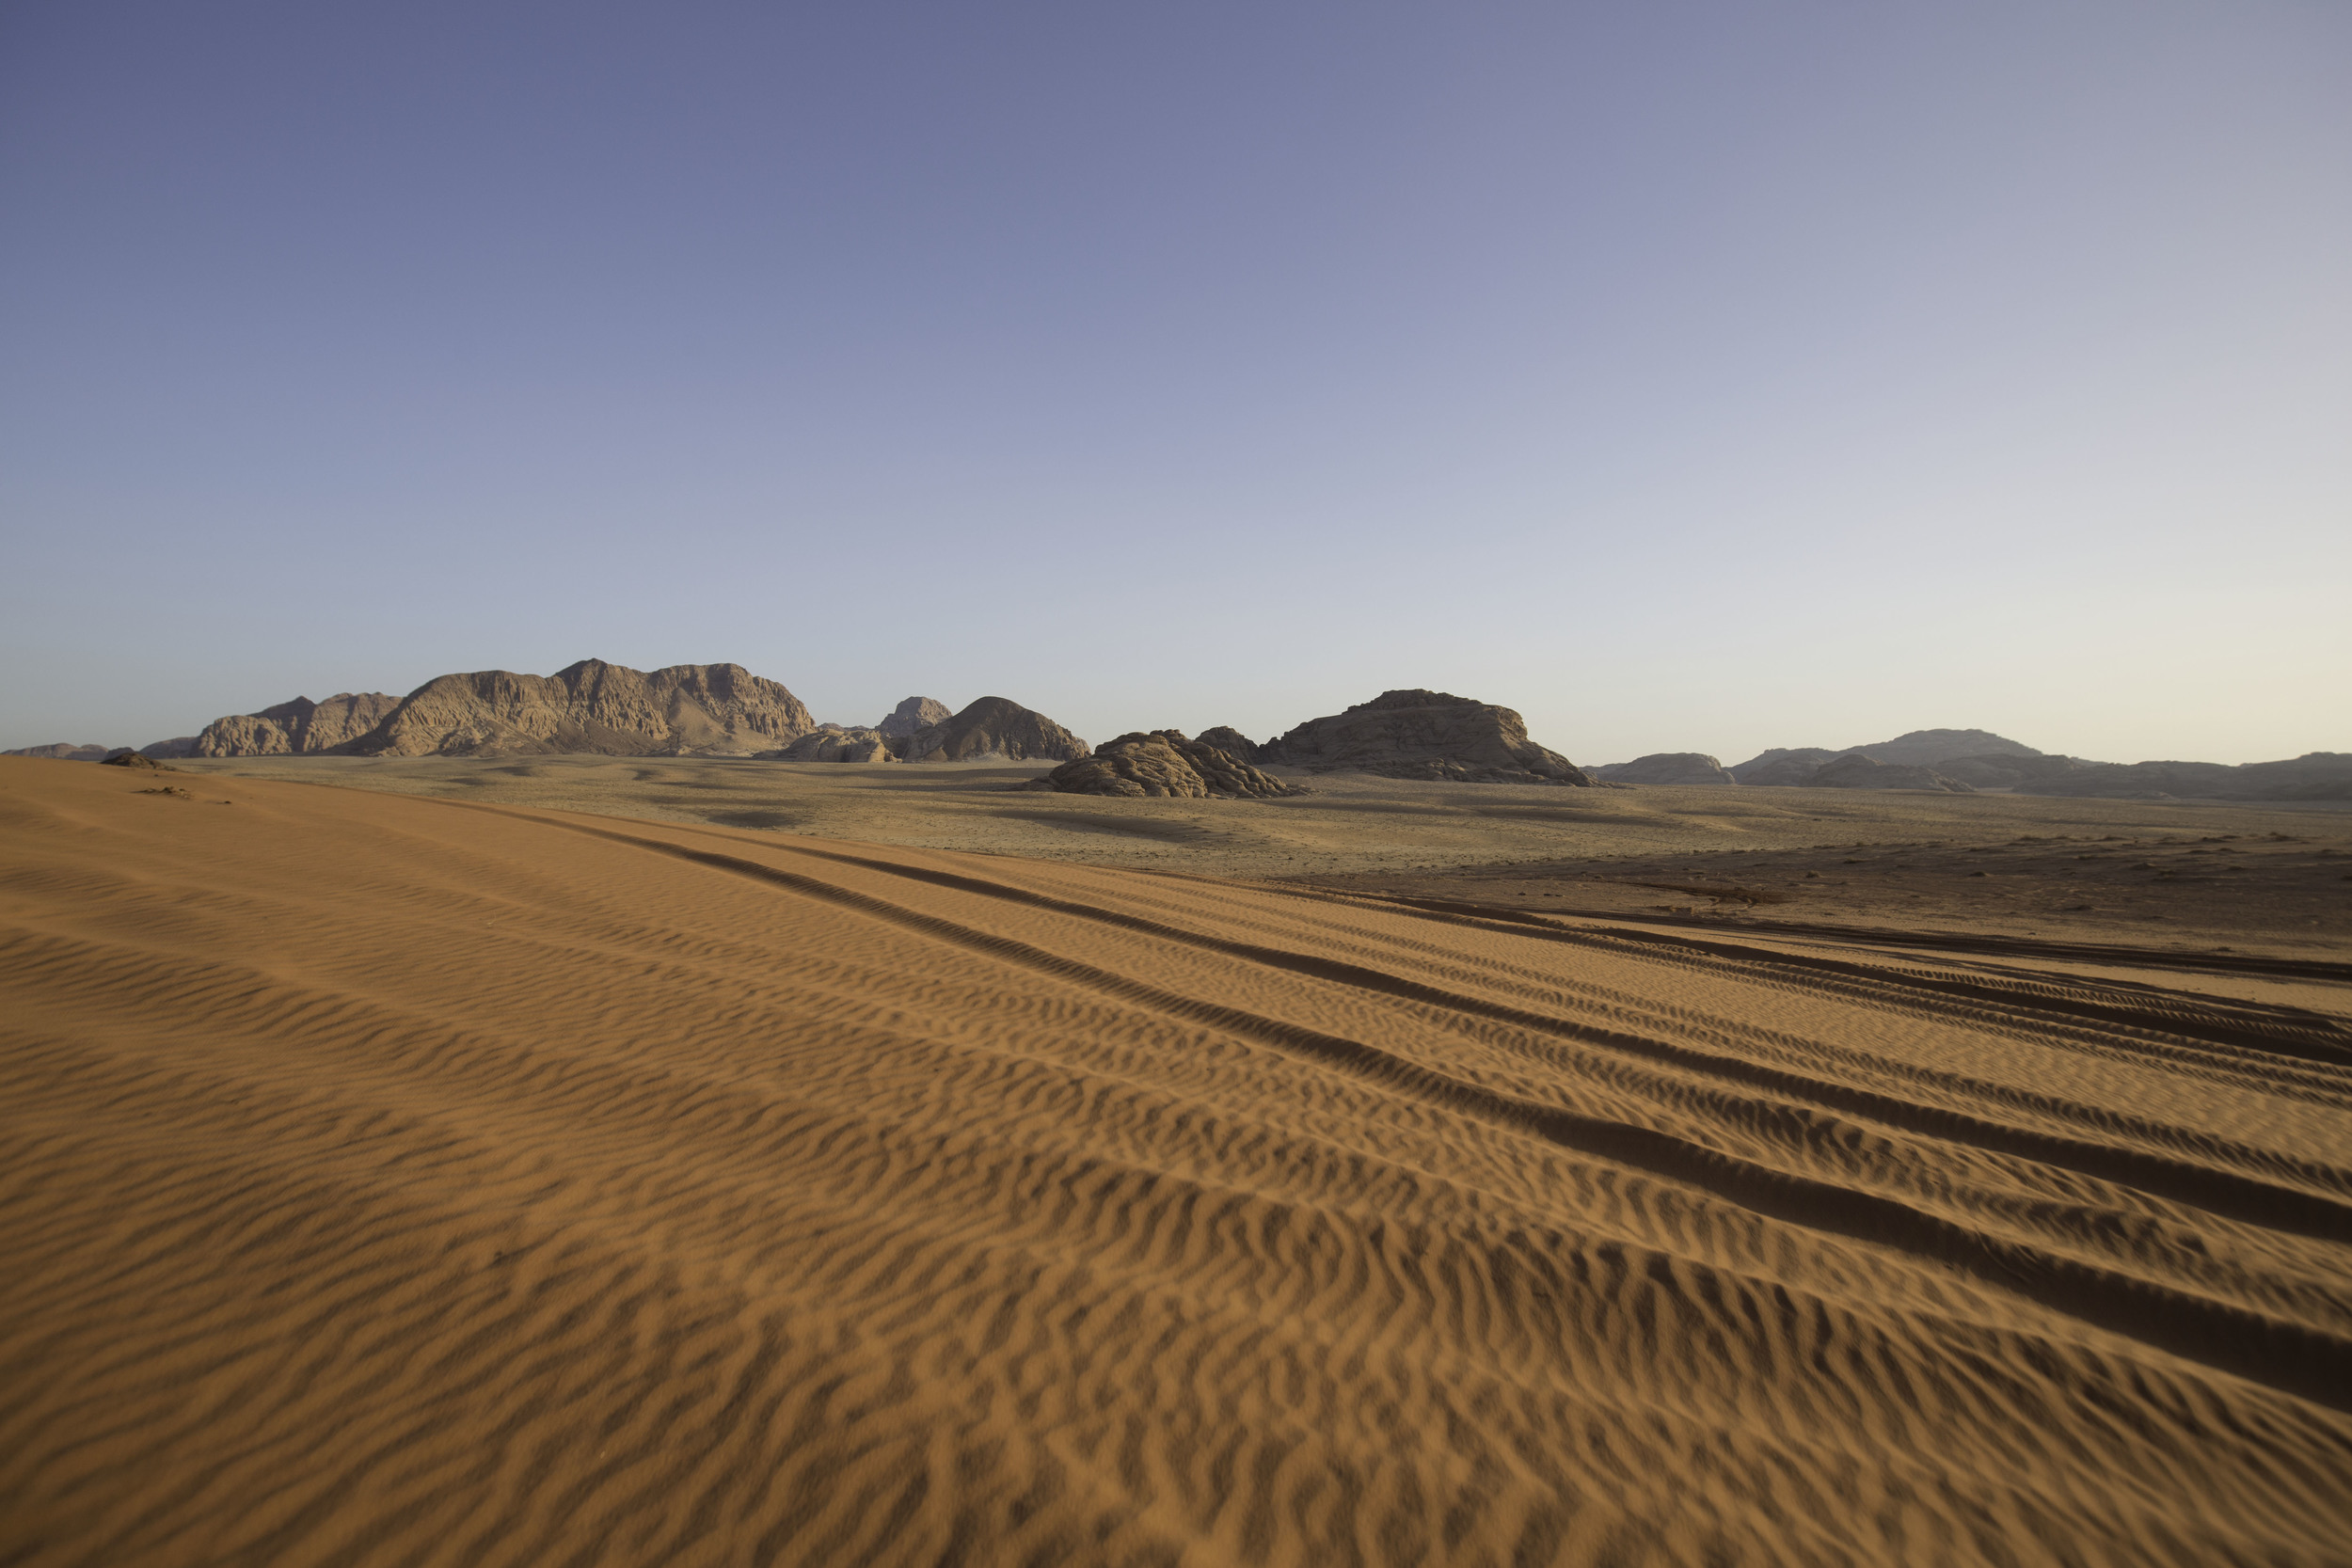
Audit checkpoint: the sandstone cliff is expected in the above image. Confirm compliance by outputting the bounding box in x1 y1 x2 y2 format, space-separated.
874 697 952 738
1258 690 1593 785
776 726 894 763
897 697 1089 763
1046 731 1302 799
195 693 402 757
344 660 813 757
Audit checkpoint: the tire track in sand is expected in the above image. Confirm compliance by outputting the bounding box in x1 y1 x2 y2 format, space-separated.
448 804 2352 1412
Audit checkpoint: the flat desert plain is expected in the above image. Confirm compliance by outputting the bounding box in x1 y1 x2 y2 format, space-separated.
5 753 2350 1566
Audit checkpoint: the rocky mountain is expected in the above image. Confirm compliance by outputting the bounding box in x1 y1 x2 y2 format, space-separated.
1931 753 2092 790
895 697 1089 763
1674 733 2345 799
776 726 894 763
1045 731 1303 799
1729 731 2042 788
1195 726 1262 763
1728 750 1974 791
341 660 813 758
1258 690 1594 785
1807 754 1972 793
874 697 952 738
2010 752 2352 802
1847 729 2042 767
195 693 402 757
1728 748 1840 784
2 739 194 761
1592 752 1735 785
1730 730 2040 780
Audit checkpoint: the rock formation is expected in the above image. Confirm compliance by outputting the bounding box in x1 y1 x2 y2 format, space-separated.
1516 728 2350 800
1194 726 1262 763
874 697 952 738
1045 731 1302 799
342 660 813 758
5 737 201 762
1257 690 1593 785
1931 753 2091 790
1807 754 1972 792
1730 731 2041 784
1728 748 1839 784
776 726 894 763
195 693 402 757
895 697 1089 763
99 751 174 771
1847 729 2042 768
1593 752 1735 785
2010 752 2352 802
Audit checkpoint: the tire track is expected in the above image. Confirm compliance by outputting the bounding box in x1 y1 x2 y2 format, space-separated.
474 809 2352 1240
428 804 2352 1412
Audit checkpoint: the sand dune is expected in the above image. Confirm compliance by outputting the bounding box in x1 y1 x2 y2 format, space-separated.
4 755 2350 1565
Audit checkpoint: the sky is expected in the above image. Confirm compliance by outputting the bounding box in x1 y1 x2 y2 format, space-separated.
2 1 2346 766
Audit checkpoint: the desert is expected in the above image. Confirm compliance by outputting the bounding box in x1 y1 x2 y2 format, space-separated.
4 734 2348 1565
8 8 2351 1564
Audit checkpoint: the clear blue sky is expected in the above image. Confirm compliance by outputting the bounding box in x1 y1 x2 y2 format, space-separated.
4 1 2345 764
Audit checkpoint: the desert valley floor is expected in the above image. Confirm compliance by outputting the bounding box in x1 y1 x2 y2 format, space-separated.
3 754 2348 1565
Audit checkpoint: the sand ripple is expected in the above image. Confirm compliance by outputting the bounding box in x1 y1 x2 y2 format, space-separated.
3 759 2349 1565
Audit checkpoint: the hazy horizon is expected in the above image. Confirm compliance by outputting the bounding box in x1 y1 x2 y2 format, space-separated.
5 2 2346 766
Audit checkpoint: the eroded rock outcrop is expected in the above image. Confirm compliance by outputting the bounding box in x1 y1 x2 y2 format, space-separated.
195 692 402 757
343 661 813 758
1258 690 1593 785
874 697 952 738
897 697 1089 763
1594 752 1735 785
99 751 174 771
776 726 894 763
1045 731 1302 799
1195 726 1262 764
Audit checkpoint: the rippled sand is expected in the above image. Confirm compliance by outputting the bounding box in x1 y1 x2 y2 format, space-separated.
4 756 2349 1565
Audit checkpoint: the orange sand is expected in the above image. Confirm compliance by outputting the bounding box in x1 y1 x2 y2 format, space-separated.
3 756 2348 1565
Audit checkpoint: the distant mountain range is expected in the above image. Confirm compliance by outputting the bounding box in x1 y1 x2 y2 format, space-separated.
1593 728 2352 801
3 660 1091 768
9 679 2347 802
